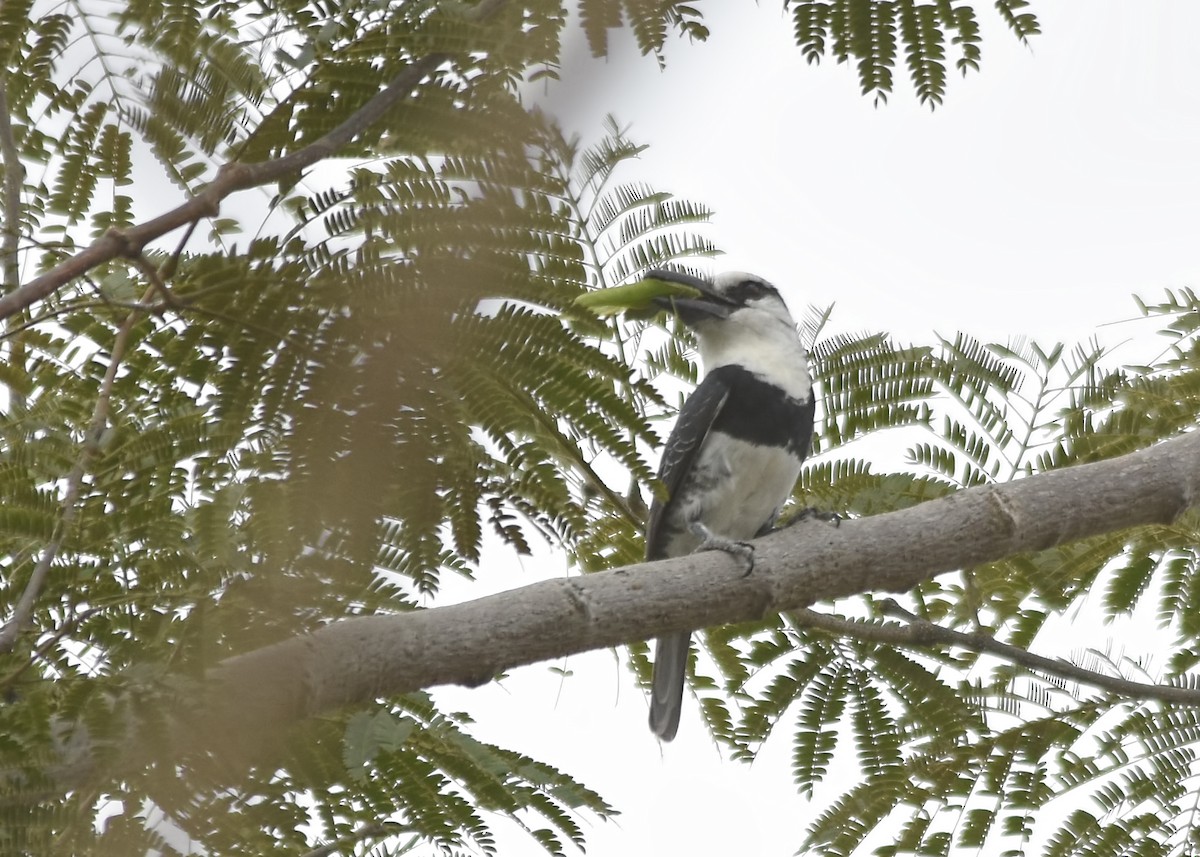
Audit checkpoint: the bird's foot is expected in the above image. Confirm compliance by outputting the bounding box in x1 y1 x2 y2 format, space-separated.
689 521 755 576
783 507 843 528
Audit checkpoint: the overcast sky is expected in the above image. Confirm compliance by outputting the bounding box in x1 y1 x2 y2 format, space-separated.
543 2 1200 347
434 5 1200 857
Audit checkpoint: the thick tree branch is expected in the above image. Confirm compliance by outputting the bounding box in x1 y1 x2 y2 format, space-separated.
0 0 508 323
29 429 1200 797
790 601 1200 706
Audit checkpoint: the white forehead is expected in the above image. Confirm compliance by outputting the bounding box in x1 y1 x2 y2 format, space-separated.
712 271 773 291
708 272 789 315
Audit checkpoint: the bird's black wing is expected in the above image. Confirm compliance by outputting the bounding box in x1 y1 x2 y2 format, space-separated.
645 372 731 561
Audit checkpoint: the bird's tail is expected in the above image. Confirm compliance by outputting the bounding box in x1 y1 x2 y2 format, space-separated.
649 631 691 741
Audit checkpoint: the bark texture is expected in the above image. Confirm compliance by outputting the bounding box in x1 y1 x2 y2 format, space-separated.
31 430 1200 795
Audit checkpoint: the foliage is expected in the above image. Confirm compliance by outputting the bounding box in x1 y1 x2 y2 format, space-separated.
575 0 1043 105
0 0 716 850
20 1 1184 856
786 0 1041 105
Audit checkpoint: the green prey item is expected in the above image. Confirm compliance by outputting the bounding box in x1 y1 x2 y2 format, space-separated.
574 276 703 319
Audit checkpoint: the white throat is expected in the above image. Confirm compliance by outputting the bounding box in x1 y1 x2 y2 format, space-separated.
696 309 812 400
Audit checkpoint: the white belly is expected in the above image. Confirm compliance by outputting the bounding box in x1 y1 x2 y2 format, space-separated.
661 436 802 557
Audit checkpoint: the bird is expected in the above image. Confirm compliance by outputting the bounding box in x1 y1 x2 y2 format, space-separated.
644 269 815 742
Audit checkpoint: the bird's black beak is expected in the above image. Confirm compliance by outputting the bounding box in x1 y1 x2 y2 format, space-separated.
647 270 734 325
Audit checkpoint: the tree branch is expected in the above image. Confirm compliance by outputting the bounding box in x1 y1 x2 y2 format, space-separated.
790 601 1200 706
0 79 22 294
0 77 27 412
0 286 152 653
0 0 514 656
0 0 508 323
23 429 1200 797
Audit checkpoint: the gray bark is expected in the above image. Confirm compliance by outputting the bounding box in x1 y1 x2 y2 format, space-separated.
30 430 1200 797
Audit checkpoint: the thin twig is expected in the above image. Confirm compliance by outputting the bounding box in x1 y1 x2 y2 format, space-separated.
0 605 107 692
127 253 180 310
0 80 22 292
0 78 27 410
0 285 154 653
161 219 199 281
790 600 1200 706
0 300 156 341
0 0 510 322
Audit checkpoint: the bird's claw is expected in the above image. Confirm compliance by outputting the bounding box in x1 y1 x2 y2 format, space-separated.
700 537 755 576
690 522 755 575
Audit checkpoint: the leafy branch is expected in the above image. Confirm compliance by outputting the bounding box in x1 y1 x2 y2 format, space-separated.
791 601 1200 707
0 281 154 653
0 78 21 294
0 0 508 323
787 1 1039 106
299 823 413 857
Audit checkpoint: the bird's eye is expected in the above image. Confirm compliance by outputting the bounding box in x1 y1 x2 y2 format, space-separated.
733 279 772 302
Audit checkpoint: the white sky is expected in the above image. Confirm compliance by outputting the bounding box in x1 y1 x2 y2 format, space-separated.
435 4 1200 857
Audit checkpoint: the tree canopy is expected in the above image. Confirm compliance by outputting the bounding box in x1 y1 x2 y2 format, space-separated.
15 3 1200 857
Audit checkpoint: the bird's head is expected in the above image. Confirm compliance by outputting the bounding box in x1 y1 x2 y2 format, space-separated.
648 269 809 396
